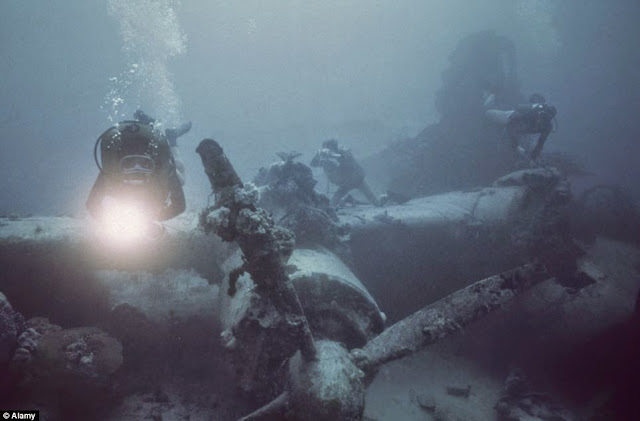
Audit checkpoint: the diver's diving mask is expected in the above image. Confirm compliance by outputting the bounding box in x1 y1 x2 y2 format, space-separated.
120 155 155 184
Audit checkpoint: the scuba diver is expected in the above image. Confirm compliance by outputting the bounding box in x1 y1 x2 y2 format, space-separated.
86 110 192 224
310 139 381 207
484 93 557 162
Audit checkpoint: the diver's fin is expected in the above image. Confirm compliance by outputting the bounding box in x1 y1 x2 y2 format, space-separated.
175 121 192 137
165 121 192 146
276 150 302 162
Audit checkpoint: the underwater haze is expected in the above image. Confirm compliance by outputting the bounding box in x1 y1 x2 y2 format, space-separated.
0 0 639 215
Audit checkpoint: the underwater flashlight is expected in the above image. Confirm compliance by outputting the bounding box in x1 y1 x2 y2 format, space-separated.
97 199 155 246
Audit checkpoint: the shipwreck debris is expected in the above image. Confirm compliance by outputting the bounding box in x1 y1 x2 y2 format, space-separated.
196 138 317 362
197 137 554 421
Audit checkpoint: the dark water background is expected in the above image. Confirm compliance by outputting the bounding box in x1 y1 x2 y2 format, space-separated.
1 0 638 215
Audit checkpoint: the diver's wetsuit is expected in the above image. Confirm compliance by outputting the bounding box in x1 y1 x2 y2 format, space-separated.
87 120 185 221
507 103 556 160
485 99 556 160
311 144 379 207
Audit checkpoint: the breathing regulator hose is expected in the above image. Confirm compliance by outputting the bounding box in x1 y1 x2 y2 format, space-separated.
93 126 116 172
93 135 103 171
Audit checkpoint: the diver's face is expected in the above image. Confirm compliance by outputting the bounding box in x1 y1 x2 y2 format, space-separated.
120 155 155 185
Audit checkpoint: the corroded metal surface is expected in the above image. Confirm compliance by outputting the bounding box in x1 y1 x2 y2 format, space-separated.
351 264 550 375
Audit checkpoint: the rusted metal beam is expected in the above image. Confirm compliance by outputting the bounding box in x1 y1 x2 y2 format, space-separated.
352 264 550 375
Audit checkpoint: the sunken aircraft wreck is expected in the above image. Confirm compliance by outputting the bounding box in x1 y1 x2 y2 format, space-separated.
1 140 636 420
2 31 639 420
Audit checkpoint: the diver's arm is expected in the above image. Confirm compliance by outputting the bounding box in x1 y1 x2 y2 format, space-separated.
530 126 551 160
86 172 108 219
337 149 354 163
311 148 342 166
158 172 186 221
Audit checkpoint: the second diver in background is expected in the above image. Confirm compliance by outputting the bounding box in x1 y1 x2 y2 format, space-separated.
310 139 381 207
484 93 557 162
